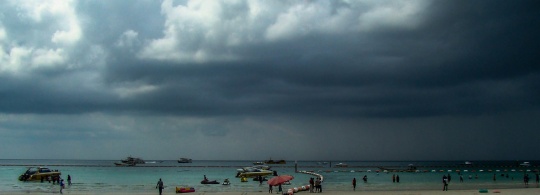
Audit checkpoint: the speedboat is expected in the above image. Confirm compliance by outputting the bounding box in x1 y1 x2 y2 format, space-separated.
235 166 273 178
178 158 192 163
18 167 61 181
461 161 473 166
121 156 145 164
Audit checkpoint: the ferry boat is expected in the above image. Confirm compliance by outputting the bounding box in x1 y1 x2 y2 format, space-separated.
178 158 193 163
18 167 61 181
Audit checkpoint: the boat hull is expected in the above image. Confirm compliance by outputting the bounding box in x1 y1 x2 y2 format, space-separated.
236 171 273 178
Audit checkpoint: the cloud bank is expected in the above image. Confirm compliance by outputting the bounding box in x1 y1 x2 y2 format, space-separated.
0 0 539 161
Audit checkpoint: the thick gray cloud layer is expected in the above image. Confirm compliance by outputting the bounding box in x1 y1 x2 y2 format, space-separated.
0 0 538 161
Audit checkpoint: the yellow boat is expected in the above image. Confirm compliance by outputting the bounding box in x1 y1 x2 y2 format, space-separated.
18 167 61 181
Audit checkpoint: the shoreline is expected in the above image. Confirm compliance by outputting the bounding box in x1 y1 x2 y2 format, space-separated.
3 188 540 195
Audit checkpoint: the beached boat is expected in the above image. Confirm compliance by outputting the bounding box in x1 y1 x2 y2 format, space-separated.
178 158 193 163
18 167 61 181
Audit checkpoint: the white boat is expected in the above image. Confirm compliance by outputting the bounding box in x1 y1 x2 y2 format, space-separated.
334 163 348 168
520 162 531 167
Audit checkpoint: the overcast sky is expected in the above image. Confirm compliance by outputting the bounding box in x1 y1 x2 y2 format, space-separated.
0 0 539 161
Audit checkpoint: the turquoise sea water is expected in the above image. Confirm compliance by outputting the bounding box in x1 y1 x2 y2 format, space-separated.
1 160 538 194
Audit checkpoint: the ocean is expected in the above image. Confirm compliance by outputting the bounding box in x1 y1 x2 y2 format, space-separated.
1 159 538 194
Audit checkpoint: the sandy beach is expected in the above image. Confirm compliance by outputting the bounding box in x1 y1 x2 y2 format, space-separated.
5 188 540 195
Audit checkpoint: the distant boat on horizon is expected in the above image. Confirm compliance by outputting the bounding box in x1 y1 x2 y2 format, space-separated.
115 156 145 166
264 158 286 164
178 158 193 163
519 162 531 167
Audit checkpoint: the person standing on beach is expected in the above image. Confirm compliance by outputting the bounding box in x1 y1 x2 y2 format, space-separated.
59 179 65 194
352 178 356 191
392 174 395 183
268 184 273 193
396 175 400 183
309 178 314 193
318 178 323 193
315 177 321 192
156 178 164 195
67 175 72 186
442 175 448 191
536 174 539 184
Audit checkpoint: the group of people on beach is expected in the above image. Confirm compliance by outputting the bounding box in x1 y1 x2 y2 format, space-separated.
308 177 322 193
523 173 540 186
41 174 71 194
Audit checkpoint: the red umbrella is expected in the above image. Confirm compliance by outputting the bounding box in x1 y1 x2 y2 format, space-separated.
267 175 294 186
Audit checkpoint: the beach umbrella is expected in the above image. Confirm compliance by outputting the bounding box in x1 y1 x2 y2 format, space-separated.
267 175 294 186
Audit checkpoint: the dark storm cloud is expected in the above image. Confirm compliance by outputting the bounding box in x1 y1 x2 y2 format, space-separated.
93 0 540 119
1 0 539 160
